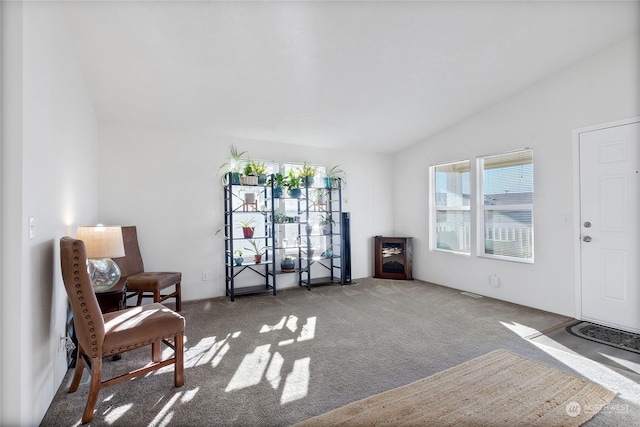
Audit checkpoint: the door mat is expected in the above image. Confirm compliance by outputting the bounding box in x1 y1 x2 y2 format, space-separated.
567 321 640 354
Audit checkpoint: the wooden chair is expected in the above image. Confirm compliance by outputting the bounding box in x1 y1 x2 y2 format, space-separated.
113 226 182 311
60 236 185 424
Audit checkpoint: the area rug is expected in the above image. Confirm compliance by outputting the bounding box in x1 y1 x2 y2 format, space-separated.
567 321 640 354
294 349 615 427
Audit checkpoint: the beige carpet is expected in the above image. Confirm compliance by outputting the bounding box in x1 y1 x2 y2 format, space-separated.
294 349 616 427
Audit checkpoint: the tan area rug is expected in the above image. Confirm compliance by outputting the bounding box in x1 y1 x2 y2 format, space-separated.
295 349 616 427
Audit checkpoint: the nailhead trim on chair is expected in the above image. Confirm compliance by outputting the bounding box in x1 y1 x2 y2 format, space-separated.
103 335 177 356
72 242 103 359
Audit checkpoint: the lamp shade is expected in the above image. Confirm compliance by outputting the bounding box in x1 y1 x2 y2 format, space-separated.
76 226 125 258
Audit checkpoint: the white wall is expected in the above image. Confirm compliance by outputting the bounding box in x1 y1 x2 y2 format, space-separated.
98 123 393 300
0 2 99 425
394 36 640 317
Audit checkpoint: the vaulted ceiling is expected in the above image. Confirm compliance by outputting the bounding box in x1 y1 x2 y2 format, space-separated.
61 1 639 153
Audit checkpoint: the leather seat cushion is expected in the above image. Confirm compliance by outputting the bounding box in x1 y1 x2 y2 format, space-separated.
126 272 181 291
102 303 185 356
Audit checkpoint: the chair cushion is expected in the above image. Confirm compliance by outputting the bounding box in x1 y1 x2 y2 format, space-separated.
126 272 181 292
102 303 185 356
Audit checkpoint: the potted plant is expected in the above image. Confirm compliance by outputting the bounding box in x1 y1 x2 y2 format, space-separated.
219 145 247 185
268 172 287 198
287 170 302 198
319 215 335 235
233 249 244 266
280 255 296 272
323 246 334 258
302 238 315 259
237 218 257 238
245 239 266 264
323 165 346 189
251 161 268 185
297 161 317 187
241 163 258 185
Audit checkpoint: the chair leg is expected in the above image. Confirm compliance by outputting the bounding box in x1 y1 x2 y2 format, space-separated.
136 291 144 306
174 332 184 387
153 289 161 304
69 346 86 393
175 282 182 312
152 339 161 363
82 356 103 424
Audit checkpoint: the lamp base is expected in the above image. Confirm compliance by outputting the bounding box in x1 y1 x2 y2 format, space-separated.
88 258 122 293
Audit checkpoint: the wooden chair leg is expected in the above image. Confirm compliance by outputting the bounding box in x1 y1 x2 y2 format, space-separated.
152 339 161 363
174 332 184 387
153 289 161 304
175 282 182 312
82 356 103 424
69 346 86 393
136 291 144 306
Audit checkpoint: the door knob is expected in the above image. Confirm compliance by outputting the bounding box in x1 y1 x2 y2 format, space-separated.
583 236 592 242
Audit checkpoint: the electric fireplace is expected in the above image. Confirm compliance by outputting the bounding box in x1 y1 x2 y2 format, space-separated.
374 236 413 280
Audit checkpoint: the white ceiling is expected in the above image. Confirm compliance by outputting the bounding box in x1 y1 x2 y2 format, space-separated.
61 1 639 154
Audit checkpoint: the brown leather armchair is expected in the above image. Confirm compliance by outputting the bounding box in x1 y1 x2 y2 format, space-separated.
60 236 185 424
113 226 182 311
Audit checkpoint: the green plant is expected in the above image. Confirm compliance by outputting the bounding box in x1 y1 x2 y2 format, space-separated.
219 145 248 175
273 208 288 224
267 172 287 189
244 239 266 255
243 162 255 176
325 165 347 187
233 249 243 257
319 215 335 226
297 161 317 178
287 170 302 190
251 161 267 175
237 218 257 229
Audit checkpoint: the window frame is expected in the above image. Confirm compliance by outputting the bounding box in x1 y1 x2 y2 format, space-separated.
477 148 534 263
430 160 471 255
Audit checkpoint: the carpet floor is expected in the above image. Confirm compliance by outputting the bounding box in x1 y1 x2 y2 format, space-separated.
41 278 640 426
294 349 615 426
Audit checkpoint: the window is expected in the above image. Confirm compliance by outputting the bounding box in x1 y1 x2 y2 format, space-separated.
431 160 470 254
478 149 533 262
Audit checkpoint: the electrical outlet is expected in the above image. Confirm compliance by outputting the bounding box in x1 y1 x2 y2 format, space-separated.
490 273 500 288
202 272 209 281
60 336 76 352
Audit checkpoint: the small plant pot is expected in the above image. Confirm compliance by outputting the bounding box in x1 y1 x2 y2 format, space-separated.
322 226 331 235
302 177 314 187
322 177 333 188
274 188 284 198
231 172 241 185
325 250 333 258
234 257 244 266
281 257 296 272
254 254 263 264
242 227 254 238
289 188 302 198
258 174 267 185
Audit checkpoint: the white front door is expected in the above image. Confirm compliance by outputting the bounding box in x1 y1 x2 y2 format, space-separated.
579 121 639 333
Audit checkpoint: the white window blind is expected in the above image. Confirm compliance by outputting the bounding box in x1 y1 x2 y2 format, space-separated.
478 149 534 262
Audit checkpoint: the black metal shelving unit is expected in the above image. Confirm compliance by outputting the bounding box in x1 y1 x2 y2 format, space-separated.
224 172 276 301
296 178 344 290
